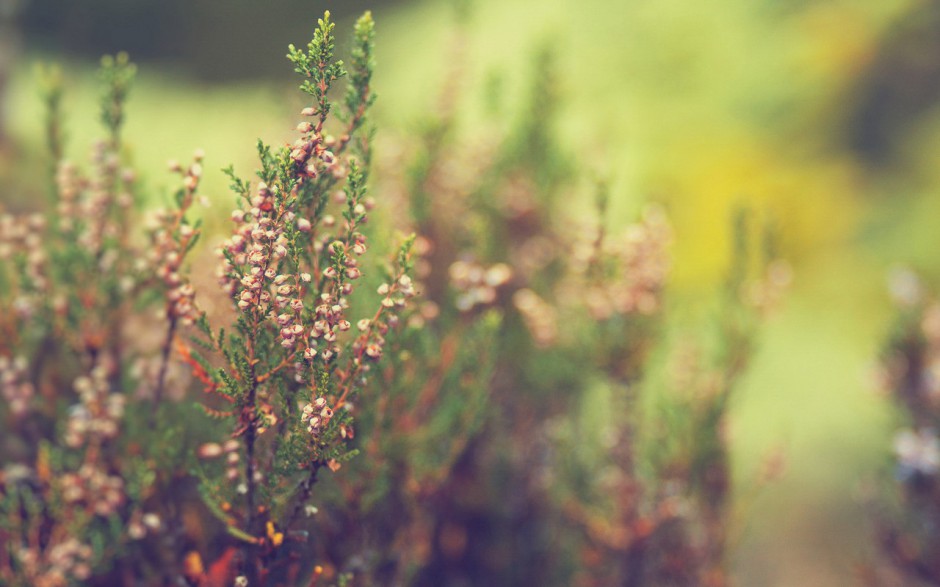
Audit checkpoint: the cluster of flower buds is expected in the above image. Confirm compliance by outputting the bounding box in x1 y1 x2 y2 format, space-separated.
448 260 513 312
218 180 305 319
888 267 925 308
60 463 125 516
0 355 35 416
129 355 190 401
742 259 792 315
54 161 83 233
877 278 940 486
64 367 125 448
878 278 940 406
383 237 438 329
142 153 206 324
346 274 418 368
127 511 163 540
16 538 93 587
893 427 940 479
271 272 306 349
567 206 672 321
292 107 344 181
74 140 135 255
299 235 369 359
512 289 559 348
307 289 346 362
301 397 334 437
196 438 242 482
406 301 441 330
0 211 47 278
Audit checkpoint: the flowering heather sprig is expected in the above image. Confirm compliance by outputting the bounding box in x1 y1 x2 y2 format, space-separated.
0 355 34 417
875 273 940 418
181 12 414 583
567 204 672 321
147 152 205 325
867 275 940 583
512 288 558 348
98 52 136 147
59 464 126 516
1 362 136 587
9 536 94 587
138 151 207 406
448 259 513 312
3 57 142 374
0 211 49 342
0 52 142 397
64 366 126 448
893 427 940 479
1 52 213 586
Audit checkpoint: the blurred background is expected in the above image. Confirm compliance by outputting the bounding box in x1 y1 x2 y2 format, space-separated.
3 0 940 584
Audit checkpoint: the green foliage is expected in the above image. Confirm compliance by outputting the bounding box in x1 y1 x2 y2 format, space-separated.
0 7 792 587
287 11 345 122
345 12 376 126
98 52 137 145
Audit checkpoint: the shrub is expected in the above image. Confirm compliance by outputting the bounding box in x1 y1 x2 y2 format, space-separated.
0 11 417 587
0 7 785 587
867 270 940 586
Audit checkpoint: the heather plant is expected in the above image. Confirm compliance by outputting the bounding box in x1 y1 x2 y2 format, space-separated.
389 38 587 586
1 5 791 586
543 207 788 587
0 10 418 587
170 11 432 587
359 7 788 582
354 8 789 585
865 270 940 586
0 51 206 586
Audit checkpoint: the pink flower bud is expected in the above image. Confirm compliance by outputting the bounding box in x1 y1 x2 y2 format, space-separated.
197 443 224 459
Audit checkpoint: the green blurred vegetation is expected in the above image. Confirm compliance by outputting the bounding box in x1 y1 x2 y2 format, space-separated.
4 0 940 584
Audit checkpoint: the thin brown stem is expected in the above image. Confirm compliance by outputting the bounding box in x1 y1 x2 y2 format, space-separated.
285 461 324 530
152 313 177 414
